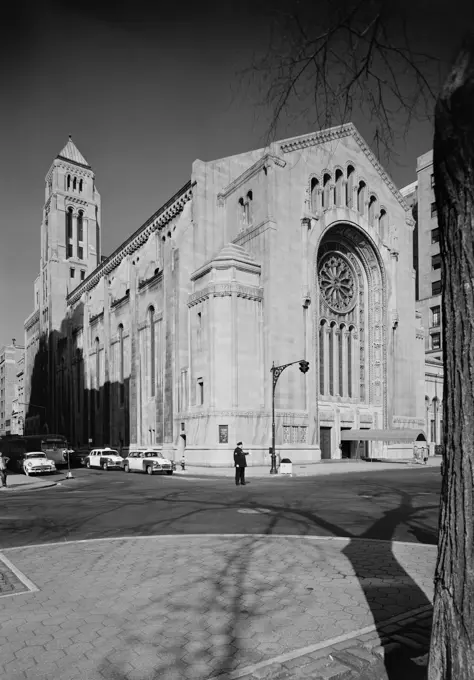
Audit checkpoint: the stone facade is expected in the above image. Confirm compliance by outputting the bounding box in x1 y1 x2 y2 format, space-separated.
23 125 426 464
0 341 25 436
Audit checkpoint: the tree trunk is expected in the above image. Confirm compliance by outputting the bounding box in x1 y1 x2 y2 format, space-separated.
428 39 474 680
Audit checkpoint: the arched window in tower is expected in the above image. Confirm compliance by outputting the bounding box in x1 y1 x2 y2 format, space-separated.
322 173 331 210
310 178 319 213
357 181 366 214
77 211 84 259
346 166 355 207
73 177 77 191
96 222 100 266
149 307 155 397
379 209 388 240
79 179 83 193
95 337 100 408
118 324 124 406
67 174 71 191
368 195 377 226
66 207 73 259
319 321 326 395
329 322 336 395
334 169 343 207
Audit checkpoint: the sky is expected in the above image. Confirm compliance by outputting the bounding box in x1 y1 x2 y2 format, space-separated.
0 0 467 349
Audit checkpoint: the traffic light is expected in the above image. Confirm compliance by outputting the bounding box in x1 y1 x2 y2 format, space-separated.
299 360 310 374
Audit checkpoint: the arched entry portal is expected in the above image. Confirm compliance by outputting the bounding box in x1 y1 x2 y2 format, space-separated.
315 223 387 458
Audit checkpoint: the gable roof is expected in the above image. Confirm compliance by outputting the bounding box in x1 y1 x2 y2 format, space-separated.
57 136 90 168
278 122 409 211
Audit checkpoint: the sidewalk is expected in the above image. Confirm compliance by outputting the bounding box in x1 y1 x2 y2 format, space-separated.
175 456 441 479
1 472 64 492
0 534 435 680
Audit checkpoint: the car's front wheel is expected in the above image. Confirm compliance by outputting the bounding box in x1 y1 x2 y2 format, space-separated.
166 471 173 476
102 462 108 471
86 460 91 469
24 469 29 476
146 466 153 475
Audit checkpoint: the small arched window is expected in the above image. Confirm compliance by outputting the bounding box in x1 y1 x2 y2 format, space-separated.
73 177 77 191
348 326 354 398
338 324 345 396
66 207 73 258
319 321 326 395
246 191 253 224
77 210 83 242
79 179 83 193
368 195 377 226
357 181 366 214
310 178 319 213
118 324 124 406
149 307 155 397
334 169 343 207
322 173 331 210
67 175 71 191
346 166 355 207
379 209 388 239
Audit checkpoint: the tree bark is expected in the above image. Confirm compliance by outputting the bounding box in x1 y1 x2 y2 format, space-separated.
429 38 474 680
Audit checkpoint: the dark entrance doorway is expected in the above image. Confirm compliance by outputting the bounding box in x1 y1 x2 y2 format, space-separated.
320 427 332 459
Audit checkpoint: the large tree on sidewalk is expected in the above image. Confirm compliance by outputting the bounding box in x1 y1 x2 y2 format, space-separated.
247 2 474 677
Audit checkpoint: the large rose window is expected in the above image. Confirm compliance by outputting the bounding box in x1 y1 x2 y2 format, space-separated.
319 254 356 313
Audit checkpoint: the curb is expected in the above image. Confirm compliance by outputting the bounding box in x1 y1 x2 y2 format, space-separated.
2 480 60 492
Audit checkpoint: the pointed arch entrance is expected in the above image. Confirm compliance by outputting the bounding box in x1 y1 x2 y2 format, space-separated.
315 223 387 458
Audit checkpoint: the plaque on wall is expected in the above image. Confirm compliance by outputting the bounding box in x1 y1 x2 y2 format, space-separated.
219 425 228 444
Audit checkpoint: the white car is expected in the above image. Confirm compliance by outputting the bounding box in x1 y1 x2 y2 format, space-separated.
123 449 174 475
23 452 56 476
85 448 124 471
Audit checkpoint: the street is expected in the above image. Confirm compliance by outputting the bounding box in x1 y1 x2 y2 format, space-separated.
0 467 441 549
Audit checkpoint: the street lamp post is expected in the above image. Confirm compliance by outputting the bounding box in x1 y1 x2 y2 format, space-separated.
270 360 310 474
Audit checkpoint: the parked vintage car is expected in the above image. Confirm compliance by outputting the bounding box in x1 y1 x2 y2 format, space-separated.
123 449 174 475
21 452 56 476
84 448 124 471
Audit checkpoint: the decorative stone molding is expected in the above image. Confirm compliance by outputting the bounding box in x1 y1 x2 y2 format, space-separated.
89 310 104 325
232 219 276 246
319 409 335 421
179 409 308 419
138 270 162 290
188 282 264 307
217 154 286 202
24 310 40 332
279 123 409 211
416 328 425 340
111 291 130 308
67 181 193 306
392 416 426 428
359 412 374 423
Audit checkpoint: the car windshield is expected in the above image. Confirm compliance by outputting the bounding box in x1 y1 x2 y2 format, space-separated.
27 453 47 459
146 452 164 458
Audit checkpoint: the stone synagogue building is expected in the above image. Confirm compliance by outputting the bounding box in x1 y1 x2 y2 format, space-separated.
23 124 426 465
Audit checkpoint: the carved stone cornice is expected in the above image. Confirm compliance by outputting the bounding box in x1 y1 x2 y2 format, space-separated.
89 310 104 325
63 195 88 208
392 416 425 428
188 282 264 307
24 310 40 331
279 123 409 211
111 291 130 308
67 181 193 306
138 270 162 291
179 409 307 419
217 154 286 203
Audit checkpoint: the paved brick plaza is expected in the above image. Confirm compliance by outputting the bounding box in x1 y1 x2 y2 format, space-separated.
0 535 436 680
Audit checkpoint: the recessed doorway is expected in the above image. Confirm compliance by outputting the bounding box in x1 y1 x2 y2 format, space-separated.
320 427 332 459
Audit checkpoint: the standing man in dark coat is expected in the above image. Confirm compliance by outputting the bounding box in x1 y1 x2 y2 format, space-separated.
234 441 249 486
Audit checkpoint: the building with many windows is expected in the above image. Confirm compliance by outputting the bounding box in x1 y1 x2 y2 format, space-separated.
401 150 444 448
23 125 426 464
0 340 25 436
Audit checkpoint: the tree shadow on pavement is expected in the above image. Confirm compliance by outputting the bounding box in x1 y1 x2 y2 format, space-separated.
90 486 433 680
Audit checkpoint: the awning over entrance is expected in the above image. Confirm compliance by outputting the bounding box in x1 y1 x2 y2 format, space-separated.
340 429 426 442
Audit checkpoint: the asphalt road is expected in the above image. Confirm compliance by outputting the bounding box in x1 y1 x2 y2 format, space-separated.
0 467 441 549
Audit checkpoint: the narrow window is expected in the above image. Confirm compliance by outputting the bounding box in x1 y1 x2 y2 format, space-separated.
346 166 355 207
431 228 440 244
319 321 325 395
431 174 435 189
431 253 441 270
70 268 75 278
431 305 440 327
431 202 437 217
379 209 388 239
96 223 100 265
67 175 71 191
78 246 84 260
431 333 441 350
149 307 155 397
95 337 100 408
329 323 335 395
79 179 83 193
80 270 85 281
246 191 253 225
368 195 377 226
339 326 344 396
73 177 77 191
197 378 204 406
334 169 343 207
310 177 319 213
357 181 366 214
66 207 73 258
118 324 124 406
77 210 84 242
432 280 442 296
322 173 331 210
347 328 353 398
